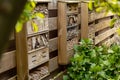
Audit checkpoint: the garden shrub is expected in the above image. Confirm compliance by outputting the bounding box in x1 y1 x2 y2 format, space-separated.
63 39 120 80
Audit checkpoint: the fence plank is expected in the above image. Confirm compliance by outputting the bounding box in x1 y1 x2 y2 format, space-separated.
95 27 116 45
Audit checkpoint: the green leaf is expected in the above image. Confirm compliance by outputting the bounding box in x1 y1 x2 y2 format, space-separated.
108 49 114 53
74 45 80 52
30 1 36 8
35 13 45 19
116 28 120 36
31 21 39 32
63 75 69 80
15 21 23 32
25 2 35 11
88 0 93 10
110 18 117 27
90 49 96 57
90 64 102 72
108 79 115 80
98 71 106 78
96 7 103 12
103 60 110 66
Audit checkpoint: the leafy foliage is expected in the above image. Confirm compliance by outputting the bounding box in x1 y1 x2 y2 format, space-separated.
89 0 120 14
64 39 120 80
89 0 120 35
15 2 45 32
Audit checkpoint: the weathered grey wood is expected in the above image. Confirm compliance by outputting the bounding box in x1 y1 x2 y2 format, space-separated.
89 12 95 22
95 27 116 45
95 12 113 20
49 56 58 72
49 38 58 52
49 17 58 31
0 51 16 73
67 49 74 63
28 48 49 70
88 23 95 39
48 0 58 9
95 19 111 32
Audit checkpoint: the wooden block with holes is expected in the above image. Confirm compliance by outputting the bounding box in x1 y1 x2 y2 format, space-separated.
28 48 49 70
16 1 51 80
29 62 50 80
58 1 80 65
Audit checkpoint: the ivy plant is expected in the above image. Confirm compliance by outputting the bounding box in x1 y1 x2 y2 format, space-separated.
63 39 120 80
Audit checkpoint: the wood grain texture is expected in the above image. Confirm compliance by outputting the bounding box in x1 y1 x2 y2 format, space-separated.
28 48 49 70
95 12 113 20
89 12 96 22
95 19 111 32
67 49 74 64
114 34 120 44
16 24 29 80
49 17 58 31
49 38 58 52
95 27 116 45
88 23 95 39
48 0 58 9
58 2 68 65
0 51 16 74
81 2 89 39
102 37 115 46
49 56 58 72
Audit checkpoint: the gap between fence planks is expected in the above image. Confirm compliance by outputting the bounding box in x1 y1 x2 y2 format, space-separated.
95 19 111 32
95 27 117 45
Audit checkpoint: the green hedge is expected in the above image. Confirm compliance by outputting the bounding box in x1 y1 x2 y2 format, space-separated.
64 39 120 80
